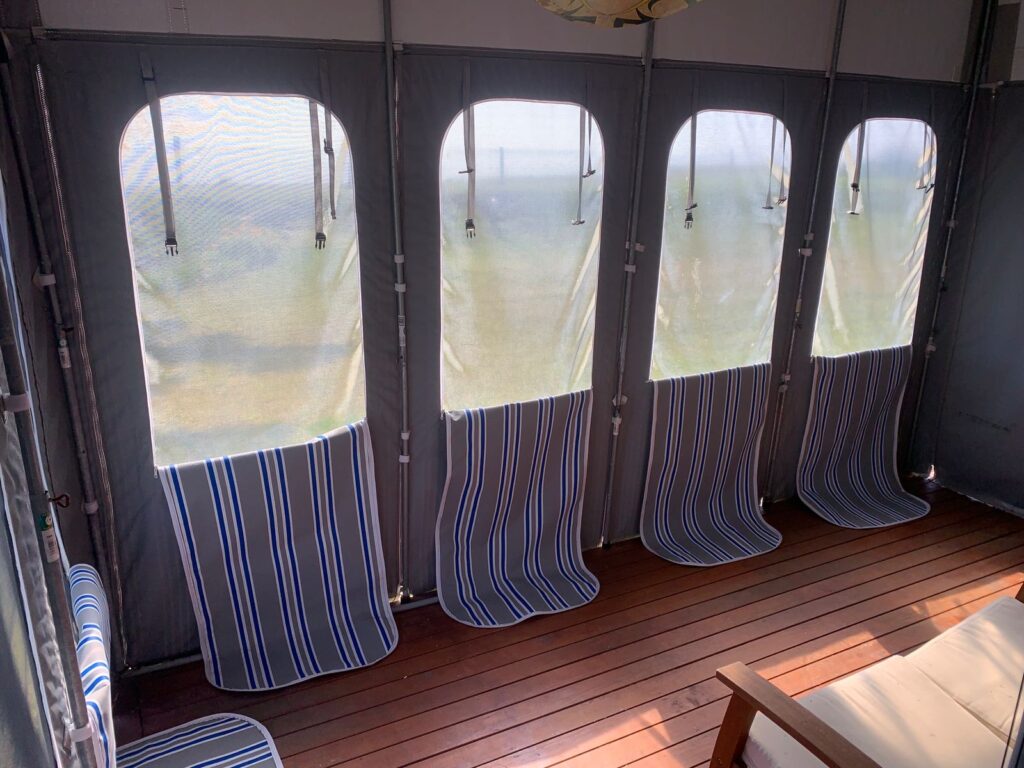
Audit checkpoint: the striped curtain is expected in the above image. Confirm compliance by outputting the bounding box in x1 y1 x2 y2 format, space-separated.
640 364 782 566
436 391 599 627
797 346 929 528
158 421 397 691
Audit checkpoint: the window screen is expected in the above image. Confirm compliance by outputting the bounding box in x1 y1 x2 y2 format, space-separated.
440 100 603 411
651 111 790 380
813 118 935 357
120 94 365 466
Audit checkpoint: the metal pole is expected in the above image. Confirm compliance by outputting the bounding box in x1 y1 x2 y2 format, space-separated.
0 222 98 768
0 36 115 616
762 0 848 498
382 0 412 602
906 0 996 465
599 22 656 547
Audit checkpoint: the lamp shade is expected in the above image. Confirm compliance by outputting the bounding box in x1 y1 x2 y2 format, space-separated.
536 0 694 27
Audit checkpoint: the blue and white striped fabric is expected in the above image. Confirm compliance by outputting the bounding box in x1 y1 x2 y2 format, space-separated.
640 364 782 566
70 564 284 767
117 714 282 768
797 346 929 528
436 391 599 627
158 420 397 691
69 563 116 768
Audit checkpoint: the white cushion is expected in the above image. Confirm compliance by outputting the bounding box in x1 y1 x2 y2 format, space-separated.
906 596 1024 740
742 655 1006 768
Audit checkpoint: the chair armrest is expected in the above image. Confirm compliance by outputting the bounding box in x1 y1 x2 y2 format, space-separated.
713 663 882 768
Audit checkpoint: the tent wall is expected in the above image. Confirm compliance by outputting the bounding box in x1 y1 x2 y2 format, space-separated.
31 36 401 666
771 77 967 503
0 16 977 667
911 83 1024 514
32 0 975 82
0 48 93 570
400 50 640 594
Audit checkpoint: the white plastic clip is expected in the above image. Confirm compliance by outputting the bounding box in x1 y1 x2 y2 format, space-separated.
398 454 410 464
401 431 411 441
611 415 622 435
946 219 957 229
83 500 100 515
393 253 405 264
33 270 56 290
624 264 637 274
69 723 94 743
798 247 813 257
805 232 815 242
2 392 31 415
394 282 407 293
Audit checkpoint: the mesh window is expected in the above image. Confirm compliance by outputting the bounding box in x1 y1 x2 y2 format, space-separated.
813 118 935 357
120 94 364 466
440 100 603 411
651 110 790 380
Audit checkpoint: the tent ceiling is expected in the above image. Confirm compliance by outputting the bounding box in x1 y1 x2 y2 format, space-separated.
37 0 975 82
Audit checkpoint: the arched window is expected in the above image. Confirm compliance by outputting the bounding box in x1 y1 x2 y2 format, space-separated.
812 118 935 356
120 94 364 466
651 110 790 379
440 99 604 410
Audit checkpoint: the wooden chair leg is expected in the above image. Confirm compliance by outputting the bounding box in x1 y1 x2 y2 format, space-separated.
711 693 757 768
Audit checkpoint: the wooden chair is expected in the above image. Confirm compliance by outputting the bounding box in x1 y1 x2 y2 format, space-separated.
710 581 1024 768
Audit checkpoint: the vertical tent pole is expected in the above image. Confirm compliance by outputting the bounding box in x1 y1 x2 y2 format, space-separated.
599 22 655 547
382 0 412 602
0 208 98 768
906 0 997 467
28 45 126 664
762 0 848 497
309 100 326 248
2 35 118 631
139 54 178 255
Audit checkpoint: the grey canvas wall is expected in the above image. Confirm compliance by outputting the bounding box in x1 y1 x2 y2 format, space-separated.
0 22 981 670
911 83 1024 513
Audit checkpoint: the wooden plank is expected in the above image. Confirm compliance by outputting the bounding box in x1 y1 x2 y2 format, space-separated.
285 522 1024 766
142 499 949 733
478 559 1024 767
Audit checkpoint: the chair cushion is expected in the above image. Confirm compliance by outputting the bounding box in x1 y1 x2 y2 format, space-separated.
69 564 116 768
116 714 282 768
906 595 1024 740
742 655 1006 768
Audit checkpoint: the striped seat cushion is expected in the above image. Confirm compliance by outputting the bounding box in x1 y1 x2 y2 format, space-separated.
158 421 398 691
116 714 282 768
640 364 781 565
797 346 929 528
436 391 600 627
69 563 116 768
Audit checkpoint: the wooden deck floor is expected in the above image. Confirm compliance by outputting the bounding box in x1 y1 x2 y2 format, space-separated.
117 482 1024 767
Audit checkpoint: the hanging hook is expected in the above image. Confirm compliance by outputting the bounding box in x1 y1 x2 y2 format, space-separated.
848 119 866 215
763 117 778 210
572 107 586 225
684 111 698 229
583 111 596 178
